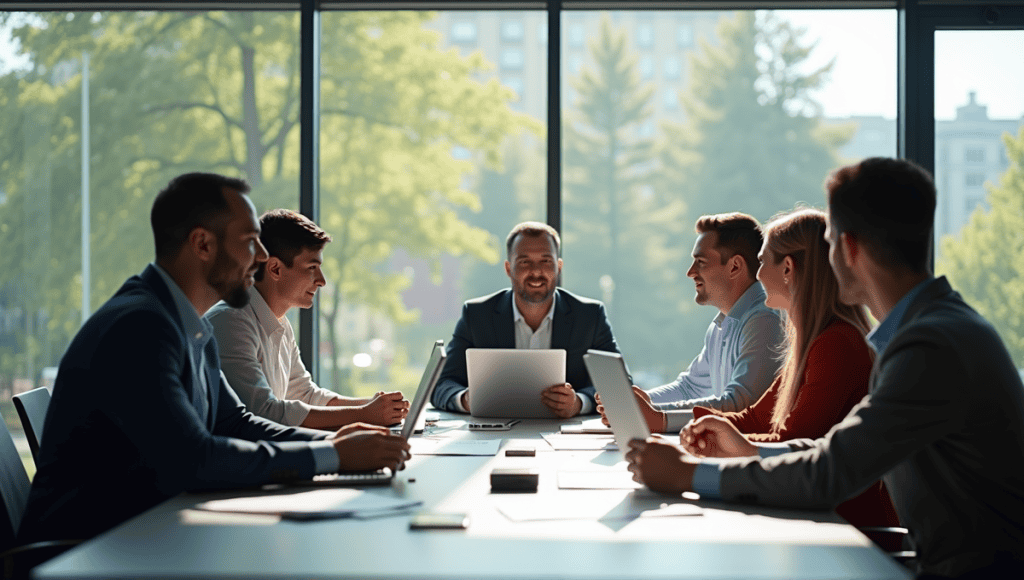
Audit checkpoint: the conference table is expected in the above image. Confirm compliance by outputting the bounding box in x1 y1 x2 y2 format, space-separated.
34 414 912 580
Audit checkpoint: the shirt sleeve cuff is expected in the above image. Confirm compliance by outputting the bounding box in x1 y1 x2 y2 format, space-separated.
577 393 594 415
310 440 341 475
452 388 469 413
757 442 794 458
691 462 722 499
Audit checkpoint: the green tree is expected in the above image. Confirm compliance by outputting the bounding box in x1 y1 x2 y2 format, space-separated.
0 11 536 393
937 127 1024 367
665 11 853 224
561 16 688 375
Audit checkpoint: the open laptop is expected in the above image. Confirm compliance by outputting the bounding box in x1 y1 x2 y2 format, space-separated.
302 340 446 486
582 350 650 454
466 348 565 419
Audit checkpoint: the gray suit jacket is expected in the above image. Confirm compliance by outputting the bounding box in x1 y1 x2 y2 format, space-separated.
717 277 1024 577
431 288 621 412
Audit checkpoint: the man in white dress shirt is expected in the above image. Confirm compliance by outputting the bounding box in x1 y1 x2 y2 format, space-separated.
209 209 409 430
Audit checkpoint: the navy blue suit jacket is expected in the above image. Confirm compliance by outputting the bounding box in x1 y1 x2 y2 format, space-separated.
431 288 622 412
19 265 328 543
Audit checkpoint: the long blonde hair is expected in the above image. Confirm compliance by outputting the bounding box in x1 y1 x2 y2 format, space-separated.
765 208 871 431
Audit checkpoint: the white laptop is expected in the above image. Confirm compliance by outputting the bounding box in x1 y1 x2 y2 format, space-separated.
466 348 565 419
302 340 446 486
582 350 650 454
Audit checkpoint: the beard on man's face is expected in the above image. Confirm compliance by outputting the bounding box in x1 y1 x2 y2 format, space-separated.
208 247 252 309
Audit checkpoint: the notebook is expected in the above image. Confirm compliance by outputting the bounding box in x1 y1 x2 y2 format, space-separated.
301 340 446 486
466 348 565 419
582 350 650 455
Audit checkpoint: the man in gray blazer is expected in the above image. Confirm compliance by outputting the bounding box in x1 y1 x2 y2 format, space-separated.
431 221 621 418
626 157 1024 579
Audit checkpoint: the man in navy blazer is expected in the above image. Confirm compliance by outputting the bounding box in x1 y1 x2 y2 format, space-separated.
431 221 622 417
19 173 409 544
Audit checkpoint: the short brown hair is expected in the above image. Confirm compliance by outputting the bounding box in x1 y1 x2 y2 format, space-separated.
825 157 935 274
506 221 560 259
255 209 332 281
695 212 762 279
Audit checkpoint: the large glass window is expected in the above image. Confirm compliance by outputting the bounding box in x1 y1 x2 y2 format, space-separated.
561 9 896 386
934 30 1024 371
317 10 545 397
0 10 300 467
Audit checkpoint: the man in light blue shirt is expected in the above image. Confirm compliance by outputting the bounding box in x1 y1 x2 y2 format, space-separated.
613 213 784 433
625 158 1024 579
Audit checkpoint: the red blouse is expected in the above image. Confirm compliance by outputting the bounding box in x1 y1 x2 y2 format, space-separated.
693 320 899 528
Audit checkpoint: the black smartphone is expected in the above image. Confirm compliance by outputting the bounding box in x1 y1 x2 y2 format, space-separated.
408 511 470 530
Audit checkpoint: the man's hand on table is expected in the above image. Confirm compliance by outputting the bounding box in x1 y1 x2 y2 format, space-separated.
331 422 411 472
626 436 697 495
542 383 582 418
596 386 666 433
358 391 410 426
680 415 757 458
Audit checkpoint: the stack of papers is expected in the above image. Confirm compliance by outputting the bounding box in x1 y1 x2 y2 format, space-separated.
195 489 422 521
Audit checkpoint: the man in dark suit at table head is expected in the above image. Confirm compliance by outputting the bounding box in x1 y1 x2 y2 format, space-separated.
19 172 410 544
431 221 622 418
626 157 1024 579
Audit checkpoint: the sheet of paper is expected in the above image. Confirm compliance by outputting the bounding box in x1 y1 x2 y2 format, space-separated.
540 432 617 451
497 496 702 522
410 437 502 456
560 418 613 435
194 489 421 520
557 470 642 490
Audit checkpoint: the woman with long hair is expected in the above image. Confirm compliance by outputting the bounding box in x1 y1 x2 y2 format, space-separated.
686 207 898 528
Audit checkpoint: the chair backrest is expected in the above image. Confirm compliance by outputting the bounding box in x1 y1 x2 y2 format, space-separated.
12 388 50 462
0 410 32 552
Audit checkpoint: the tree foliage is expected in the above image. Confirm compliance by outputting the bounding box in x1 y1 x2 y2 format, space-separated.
937 127 1024 367
665 11 853 224
0 11 536 392
561 16 688 375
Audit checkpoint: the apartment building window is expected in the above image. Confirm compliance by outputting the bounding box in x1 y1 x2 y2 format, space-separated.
451 21 477 43
965 173 986 188
965 147 985 163
502 20 524 42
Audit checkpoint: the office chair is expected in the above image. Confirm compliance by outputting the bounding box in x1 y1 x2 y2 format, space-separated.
0 410 79 580
12 387 50 463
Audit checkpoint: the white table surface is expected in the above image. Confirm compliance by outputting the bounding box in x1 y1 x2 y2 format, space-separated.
34 415 913 580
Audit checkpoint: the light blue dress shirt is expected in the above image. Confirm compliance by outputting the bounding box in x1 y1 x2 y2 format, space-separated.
648 282 784 431
690 279 933 499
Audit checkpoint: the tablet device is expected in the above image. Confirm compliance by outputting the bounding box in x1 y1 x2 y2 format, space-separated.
582 350 650 454
466 348 565 419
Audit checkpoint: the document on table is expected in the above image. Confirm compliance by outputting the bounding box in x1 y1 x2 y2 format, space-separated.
194 489 422 521
540 432 617 451
560 417 613 435
557 469 642 490
410 437 502 456
497 495 702 522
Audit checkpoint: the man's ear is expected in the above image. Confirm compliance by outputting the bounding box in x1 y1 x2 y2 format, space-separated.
727 254 746 279
840 232 859 268
265 257 284 280
504 260 513 279
189 227 217 263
